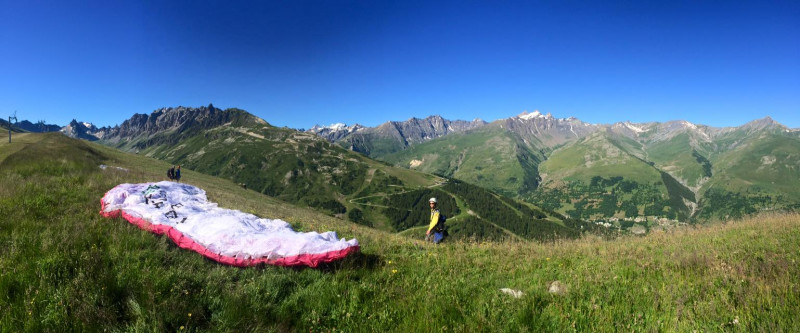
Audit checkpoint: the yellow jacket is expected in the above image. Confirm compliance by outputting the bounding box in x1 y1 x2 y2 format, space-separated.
427 209 441 234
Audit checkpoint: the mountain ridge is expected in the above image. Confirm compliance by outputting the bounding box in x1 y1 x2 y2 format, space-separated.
33 107 800 224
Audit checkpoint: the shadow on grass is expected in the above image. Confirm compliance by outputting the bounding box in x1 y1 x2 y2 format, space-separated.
186 249 383 273
316 252 383 273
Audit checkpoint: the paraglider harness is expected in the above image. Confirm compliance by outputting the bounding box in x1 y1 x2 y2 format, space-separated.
142 184 187 224
167 167 175 180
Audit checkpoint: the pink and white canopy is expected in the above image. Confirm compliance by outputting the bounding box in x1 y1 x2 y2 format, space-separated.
100 182 359 267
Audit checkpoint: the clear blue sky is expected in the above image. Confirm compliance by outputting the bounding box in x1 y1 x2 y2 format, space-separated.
1 0 798 129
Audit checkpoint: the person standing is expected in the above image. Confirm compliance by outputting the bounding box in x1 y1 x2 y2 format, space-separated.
425 197 446 244
175 165 182 183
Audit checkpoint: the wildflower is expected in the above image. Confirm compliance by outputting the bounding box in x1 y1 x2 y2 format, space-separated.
188 313 192 317
180 326 185 330
392 269 398 274
546 257 551 261
387 260 392 264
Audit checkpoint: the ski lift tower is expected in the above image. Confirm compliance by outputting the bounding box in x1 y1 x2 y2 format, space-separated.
8 111 18 143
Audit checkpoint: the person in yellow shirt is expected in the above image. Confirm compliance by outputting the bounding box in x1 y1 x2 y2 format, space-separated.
425 197 446 243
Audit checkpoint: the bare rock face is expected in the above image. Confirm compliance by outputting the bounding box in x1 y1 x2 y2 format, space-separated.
92 105 265 147
308 123 365 142
60 119 100 141
498 111 599 148
308 115 488 155
386 115 488 145
548 281 567 295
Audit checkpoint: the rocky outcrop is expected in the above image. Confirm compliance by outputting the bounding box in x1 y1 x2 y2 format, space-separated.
94 105 266 146
497 111 599 148
308 123 365 142
60 119 100 141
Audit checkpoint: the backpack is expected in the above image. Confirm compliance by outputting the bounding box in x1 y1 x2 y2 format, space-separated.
435 213 447 232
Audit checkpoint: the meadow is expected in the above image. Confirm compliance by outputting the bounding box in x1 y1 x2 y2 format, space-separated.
1 133 798 331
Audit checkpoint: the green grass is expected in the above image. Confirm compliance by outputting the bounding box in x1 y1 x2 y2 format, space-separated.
2 133 800 331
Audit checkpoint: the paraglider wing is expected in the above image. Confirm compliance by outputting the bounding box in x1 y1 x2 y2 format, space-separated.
100 182 359 267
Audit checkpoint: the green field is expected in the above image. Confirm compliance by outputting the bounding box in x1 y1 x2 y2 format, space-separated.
1 133 799 331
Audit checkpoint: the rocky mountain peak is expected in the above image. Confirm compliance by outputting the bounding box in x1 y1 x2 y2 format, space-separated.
61 119 100 141
741 116 784 132
498 111 598 147
74 105 263 145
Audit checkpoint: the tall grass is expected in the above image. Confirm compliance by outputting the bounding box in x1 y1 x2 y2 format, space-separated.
1 133 798 331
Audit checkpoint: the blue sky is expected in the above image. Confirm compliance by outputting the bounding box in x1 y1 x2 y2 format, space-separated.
1 0 798 129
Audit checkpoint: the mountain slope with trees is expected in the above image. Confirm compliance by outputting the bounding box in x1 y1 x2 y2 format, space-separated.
90 106 585 242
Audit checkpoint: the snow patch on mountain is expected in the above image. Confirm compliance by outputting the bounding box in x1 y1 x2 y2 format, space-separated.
328 123 347 131
309 123 363 133
517 110 552 121
623 122 645 133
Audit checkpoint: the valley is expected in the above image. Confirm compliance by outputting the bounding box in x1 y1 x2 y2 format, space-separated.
315 111 800 227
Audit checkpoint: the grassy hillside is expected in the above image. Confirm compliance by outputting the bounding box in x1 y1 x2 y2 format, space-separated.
644 133 711 188
2 133 799 331
337 131 407 157
534 132 694 221
696 134 800 220
381 127 544 197
1 120 24 134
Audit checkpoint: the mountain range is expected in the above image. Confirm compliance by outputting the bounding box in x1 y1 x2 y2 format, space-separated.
308 115 488 156
310 110 800 222
12 106 800 227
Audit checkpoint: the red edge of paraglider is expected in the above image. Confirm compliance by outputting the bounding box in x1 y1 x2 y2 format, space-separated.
99 188 360 268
